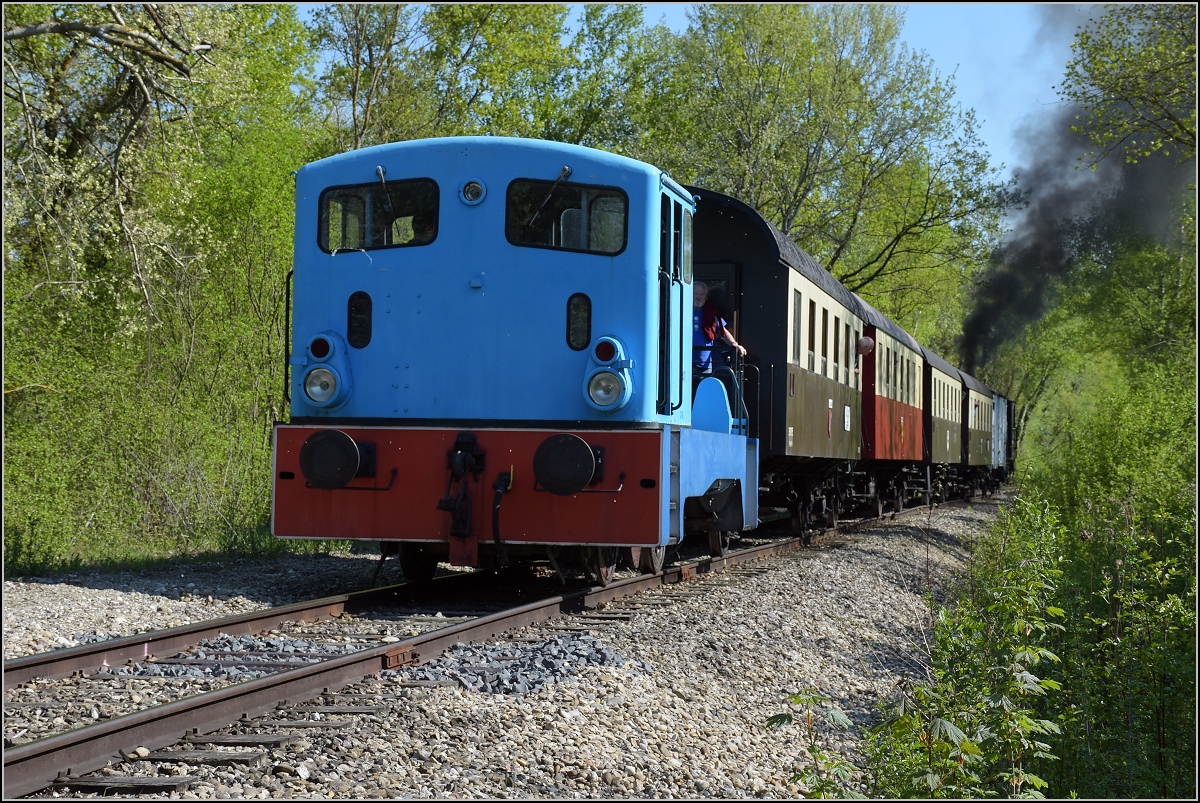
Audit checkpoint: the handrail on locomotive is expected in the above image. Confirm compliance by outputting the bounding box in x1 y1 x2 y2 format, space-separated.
695 343 757 439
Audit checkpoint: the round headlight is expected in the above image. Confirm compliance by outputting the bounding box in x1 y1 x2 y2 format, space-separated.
587 371 624 407
304 367 337 403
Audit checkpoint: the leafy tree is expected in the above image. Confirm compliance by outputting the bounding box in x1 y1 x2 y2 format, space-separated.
1059 3 1197 165
4 4 319 570
535 4 664 150
309 3 424 151
312 3 575 149
634 4 1011 333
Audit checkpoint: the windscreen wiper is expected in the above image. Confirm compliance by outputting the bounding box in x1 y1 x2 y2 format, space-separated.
527 165 573 228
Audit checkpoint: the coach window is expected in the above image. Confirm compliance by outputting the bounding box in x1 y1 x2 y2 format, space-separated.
885 346 892 398
319 178 439 253
832 316 841 382
791 291 802 364
807 300 816 372
820 309 829 376
853 329 860 389
506 179 627 255
843 322 851 384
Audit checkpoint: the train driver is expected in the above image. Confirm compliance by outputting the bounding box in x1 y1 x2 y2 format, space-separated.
411 212 436 244
693 280 746 373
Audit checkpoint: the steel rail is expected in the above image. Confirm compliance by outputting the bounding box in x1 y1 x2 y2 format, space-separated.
4 538 805 798
3 570 492 690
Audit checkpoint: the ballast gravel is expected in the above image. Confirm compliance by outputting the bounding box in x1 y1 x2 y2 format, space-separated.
5 498 1005 798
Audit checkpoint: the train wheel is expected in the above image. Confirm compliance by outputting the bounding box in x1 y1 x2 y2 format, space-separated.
708 531 734 558
399 546 440 583
874 494 885 519
621 547 642 571
824 503 838 529
640 545 667 574
586 546 618 587
893 488 905 515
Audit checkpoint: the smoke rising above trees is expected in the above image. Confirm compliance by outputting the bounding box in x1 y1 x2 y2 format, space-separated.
958 3 1196 374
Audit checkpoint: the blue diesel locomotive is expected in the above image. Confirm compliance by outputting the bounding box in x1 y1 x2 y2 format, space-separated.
273 137 757 584
272 136 1011 583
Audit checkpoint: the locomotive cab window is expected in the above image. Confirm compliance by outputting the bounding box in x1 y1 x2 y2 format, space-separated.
319 179 439 252
506 179 627 255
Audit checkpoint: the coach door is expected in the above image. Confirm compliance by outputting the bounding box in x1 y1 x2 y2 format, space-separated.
695 262 740 341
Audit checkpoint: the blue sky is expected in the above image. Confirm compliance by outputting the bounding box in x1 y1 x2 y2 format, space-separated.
638 3 1096 179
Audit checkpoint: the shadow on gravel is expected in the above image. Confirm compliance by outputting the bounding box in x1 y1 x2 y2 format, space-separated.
3 550 403 608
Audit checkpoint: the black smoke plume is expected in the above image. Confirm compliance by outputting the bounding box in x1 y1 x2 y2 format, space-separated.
958 3 1194 375
959 106 1194 375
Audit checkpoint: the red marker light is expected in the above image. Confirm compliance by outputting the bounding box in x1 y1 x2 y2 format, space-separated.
594 341 616 362
310 337 330 358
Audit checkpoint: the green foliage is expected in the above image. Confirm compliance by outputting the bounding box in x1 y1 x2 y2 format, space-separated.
1059 4 1197 165
867 497 1067 799
632 3 1012 335
767 687 863 798
4 4 324 572
1019 358 1196 798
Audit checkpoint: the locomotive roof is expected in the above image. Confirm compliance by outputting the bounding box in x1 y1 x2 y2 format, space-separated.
688 187 921 351
299 136 657 182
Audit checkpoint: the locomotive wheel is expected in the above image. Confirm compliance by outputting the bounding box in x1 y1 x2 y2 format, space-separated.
824 502 838 529
399 546 440 583
874 494 885 519
586 546 619 587
708 531 734 558
893 488 904 515
640 545 667 574
621 547 642 571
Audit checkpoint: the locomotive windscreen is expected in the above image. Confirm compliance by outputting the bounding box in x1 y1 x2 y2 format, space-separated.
505 179 627 255
318 178 439 252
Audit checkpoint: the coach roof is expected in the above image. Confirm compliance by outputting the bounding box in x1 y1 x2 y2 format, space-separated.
689 187 924 351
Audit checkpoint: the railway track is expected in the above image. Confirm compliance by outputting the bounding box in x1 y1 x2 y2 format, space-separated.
4 499 971 798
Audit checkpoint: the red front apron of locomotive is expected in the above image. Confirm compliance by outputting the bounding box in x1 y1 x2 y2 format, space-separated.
272 426 663 546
